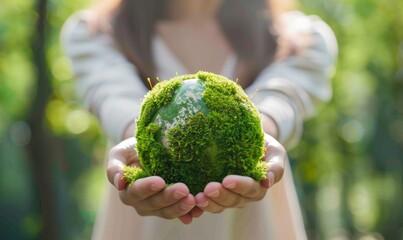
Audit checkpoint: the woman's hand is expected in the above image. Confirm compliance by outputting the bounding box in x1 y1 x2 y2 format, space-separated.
195 134 286 213
107 137 198 224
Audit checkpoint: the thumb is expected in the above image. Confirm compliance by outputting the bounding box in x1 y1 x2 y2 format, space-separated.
264 134 286 188
107 158 126 190
107 138 138 190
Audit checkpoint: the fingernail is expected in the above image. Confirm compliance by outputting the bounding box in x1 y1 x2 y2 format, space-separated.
224 183 236 189
268 172 275 188
173 191 187 200
207 190 220 198
198 201 209 208
114 173 121 189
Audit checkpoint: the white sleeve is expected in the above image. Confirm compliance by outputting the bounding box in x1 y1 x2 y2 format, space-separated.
60 11 148 144
245 11 338 149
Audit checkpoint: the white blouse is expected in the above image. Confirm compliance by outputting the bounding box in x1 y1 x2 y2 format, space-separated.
152 35 238 81
61 9 337 240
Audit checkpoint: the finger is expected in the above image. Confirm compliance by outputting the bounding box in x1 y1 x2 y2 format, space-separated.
107 138 140 190
189 207 204 218
155 195 196 220
267 163 284 188
119 176 165 205
204 182 249 207
178 213 193 225
107 159 126 190
195 192 225 214
136 183 190 211
264 134 286 166
109 137 139 165
264 134 286 187
222 175 267 201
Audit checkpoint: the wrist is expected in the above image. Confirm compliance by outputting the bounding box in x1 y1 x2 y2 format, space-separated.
123 122 136 140
261 114 279 139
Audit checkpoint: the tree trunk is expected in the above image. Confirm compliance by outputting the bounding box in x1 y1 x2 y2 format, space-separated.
26 0 62 239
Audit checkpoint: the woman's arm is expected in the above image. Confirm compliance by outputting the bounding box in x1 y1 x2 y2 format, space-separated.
61 11 148 143
246 11 338 148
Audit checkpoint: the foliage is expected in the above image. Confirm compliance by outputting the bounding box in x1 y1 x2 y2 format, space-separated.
0 0 104 239
292 0 403 239
0 0 401 239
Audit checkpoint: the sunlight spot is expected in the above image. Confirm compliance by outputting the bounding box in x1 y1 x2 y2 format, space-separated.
348 183 377 231
66 109 90 134
51 57 72 82
317 184 341 211
339 119 365 143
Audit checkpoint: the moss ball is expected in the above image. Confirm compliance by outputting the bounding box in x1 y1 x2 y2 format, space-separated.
123 72 268 195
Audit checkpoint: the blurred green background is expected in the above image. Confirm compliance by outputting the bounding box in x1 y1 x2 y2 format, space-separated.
0 0 402 239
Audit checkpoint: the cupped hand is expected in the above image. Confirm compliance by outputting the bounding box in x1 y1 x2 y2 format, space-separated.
195 134 286 213
107 137 199 224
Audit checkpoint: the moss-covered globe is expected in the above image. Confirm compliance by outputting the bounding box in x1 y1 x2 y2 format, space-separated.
123 72 268 194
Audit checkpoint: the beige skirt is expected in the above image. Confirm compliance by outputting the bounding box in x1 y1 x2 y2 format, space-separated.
91 160 307 240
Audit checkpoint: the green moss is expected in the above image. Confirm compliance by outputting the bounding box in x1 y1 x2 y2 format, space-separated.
124 72 268 194
123 165 149 181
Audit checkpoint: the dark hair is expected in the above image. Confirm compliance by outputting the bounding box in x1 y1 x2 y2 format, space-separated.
111 0 279 83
